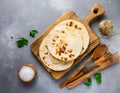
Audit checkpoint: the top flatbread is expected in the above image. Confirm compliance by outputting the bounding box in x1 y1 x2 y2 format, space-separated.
56 20 89 54
39 35 74 71
47 26 83 62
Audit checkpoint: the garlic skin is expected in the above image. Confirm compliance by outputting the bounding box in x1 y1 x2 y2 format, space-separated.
99 20 113 37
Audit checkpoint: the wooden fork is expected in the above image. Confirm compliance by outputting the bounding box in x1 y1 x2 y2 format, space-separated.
66 54 120 88
70 52 113 81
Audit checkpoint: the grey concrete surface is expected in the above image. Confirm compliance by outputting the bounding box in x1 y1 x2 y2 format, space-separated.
0 0 120 93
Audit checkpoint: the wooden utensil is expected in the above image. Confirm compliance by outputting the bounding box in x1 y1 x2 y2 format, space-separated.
30 3 105 80
71 44 108 74
66 52 112 84
67 54 120 88
59 44 107 88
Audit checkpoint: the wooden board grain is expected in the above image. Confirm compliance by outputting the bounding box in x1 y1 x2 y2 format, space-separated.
30 4 105 79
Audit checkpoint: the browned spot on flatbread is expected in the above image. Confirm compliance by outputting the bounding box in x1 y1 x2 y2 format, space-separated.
52 43 55 45
45 45 48 48
60 39 64 44
69 21 73 27
52 61 57 65
69 54 75 58
82 47 84 50
61 57 68 61
43 57 45 60
61 30 65 33
56 45 66 56
75 25 78 29
67 49 73 53
54 35 59 38
64 51 67 54
66 23 69 26
56 36 59 38
55 39 69 56
46 52 48 55
44 52 48 55
64 43 68 46
78 27 81 30
52 39 56 42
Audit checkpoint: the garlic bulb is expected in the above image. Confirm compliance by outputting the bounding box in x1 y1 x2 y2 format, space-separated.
99 20 113 37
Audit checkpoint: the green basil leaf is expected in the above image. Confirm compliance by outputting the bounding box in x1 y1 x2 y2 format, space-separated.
30 30 38 37
84 78 92 86
94 73 102 84
17 37 28 48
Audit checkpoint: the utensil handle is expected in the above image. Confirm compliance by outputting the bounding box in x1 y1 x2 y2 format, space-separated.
85 3 105 24
67 67 100 88
59 56 92 88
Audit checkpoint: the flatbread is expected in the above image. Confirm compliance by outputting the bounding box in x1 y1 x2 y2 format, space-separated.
47 26 83 62
39 35 74 71
56 20 89 54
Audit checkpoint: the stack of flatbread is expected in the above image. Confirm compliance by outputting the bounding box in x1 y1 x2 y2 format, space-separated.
39 20 89 71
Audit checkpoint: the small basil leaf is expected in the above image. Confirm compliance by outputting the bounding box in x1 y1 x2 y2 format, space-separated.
84 78 92 86
17 37 28 48
94 73 102 84
30 30 38 37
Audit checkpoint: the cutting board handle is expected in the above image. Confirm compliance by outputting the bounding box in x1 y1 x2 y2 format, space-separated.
84 3 105 24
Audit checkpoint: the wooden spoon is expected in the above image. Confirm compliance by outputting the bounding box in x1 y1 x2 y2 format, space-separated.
59 44 108 88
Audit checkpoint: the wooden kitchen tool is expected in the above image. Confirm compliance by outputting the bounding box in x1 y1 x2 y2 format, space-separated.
30 3 105 80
